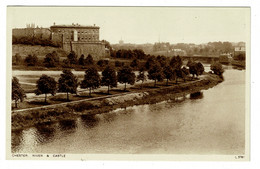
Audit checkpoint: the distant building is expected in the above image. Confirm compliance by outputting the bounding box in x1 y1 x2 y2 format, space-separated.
119 39 124 45
13 23 51 40
234 44 246 60
234 46 246 52
172 48 187 56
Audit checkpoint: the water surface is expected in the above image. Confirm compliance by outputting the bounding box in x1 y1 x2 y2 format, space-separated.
12 66 245 154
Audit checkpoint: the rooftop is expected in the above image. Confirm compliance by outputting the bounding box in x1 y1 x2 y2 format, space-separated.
50 23 99 29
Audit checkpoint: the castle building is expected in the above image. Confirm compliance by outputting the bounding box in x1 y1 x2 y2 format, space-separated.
50 23 106 60
12 23 108 60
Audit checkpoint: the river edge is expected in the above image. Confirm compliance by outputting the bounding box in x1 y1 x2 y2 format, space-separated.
11 73 223 131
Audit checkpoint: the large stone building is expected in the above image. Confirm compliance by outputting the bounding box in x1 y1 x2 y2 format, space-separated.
50 23 107 60
12 23 108 60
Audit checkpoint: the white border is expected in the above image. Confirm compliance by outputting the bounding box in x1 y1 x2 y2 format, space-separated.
1 0 260 169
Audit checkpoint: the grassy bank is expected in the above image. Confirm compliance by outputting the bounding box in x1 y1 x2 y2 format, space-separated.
11 73 223 130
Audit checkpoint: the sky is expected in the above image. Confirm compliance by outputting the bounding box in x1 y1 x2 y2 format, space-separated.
8 7 250 44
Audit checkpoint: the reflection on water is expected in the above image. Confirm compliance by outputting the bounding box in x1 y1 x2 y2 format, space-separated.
11 67 246 154
59 120 77 133
81 115 99 128
35 124 56 144
11 130 23 153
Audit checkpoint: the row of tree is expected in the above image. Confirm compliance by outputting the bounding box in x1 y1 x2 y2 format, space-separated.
13 51 95 68
110 49 147 60
12 36 61 47
12 56 227 109
12 55 208 107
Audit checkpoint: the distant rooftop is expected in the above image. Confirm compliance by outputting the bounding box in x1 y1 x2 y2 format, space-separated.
50 23 99 29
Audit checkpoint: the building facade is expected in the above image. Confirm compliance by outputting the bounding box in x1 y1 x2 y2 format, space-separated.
50 23 107 60
12 23 108 60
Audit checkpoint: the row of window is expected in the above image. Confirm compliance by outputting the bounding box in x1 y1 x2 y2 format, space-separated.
65 35 99 39
65 37 99 41
57 29 98 33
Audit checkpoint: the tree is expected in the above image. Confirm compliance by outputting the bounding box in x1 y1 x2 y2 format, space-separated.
136 67 147 89
181 67 189 82
170 56 183 83
12 77 26 108
78 54 85 66
156 55 167 67
62 59 71 68
170 56 177 68
187 61 204 78
101 39 113 54
80 66 100 96
13 53 22 65
130 59 139 69
58 70 78 101
35 75 57 103
97 59 109 68
51 51 59 63
210 62 224 76
145 56 156 70
148 62 164 87
117 65 136 91
175 68 188 83
188 61 198 78
44 53 59 67
133 49 146 60
101 66 117 94
175 55 183 70
186 59 193 67
67 51 77 65
196 62 204 76
163 65 175 85
85 54 94 65
24 54 38 66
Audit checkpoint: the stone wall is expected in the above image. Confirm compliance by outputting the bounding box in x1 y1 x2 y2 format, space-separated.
63 42 106 60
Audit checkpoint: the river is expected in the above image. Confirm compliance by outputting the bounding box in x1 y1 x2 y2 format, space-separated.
11 66 246 154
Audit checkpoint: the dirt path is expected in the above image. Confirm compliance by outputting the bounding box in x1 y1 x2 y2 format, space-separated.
12 92 133 113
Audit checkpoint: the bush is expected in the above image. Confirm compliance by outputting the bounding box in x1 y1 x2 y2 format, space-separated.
24 54 38 66
210 62 224 76
71 102 95 112
12 36 61 47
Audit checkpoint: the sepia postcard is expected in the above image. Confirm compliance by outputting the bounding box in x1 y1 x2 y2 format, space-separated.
6 6 250 161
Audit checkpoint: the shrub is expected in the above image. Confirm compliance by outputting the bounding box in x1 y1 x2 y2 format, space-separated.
71 102 95 112
210 62 224 76
24 54 38 66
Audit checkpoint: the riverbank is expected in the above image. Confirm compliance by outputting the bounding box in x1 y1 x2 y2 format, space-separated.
231 60 245 68
11 73 223 131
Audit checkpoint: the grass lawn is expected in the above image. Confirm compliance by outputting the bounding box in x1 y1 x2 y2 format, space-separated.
12 76 198 111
